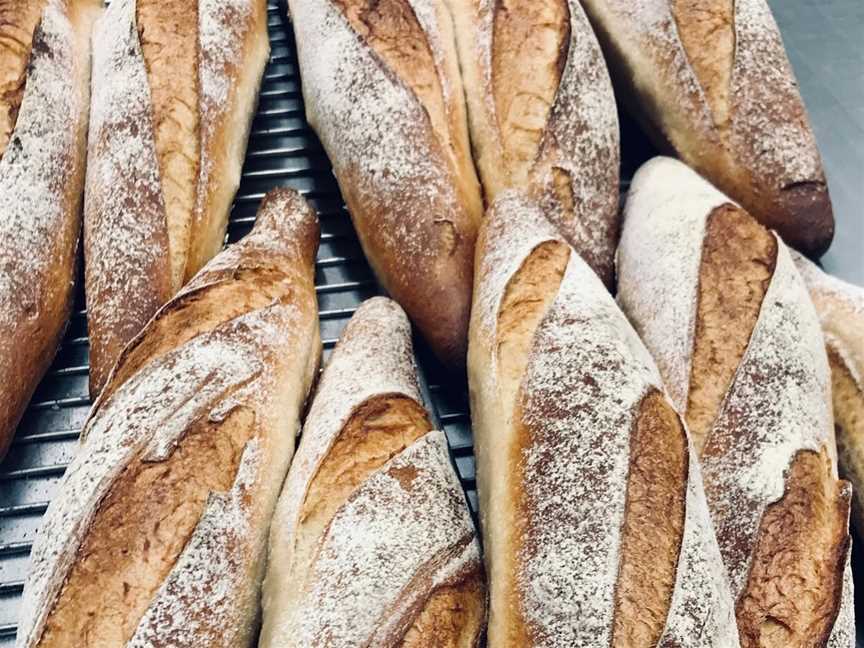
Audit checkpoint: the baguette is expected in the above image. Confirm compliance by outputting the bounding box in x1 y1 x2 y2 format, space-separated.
260 296 485 647
287 0 483 368
617 156 854 647
83 0 269 397
0 0 99 460
18 189 322 648
468 190 739 646
579 0 833 256
445 0 620 287
792 252 864 540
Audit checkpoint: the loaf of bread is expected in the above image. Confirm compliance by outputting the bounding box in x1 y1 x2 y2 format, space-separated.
287 0 483 368
445 0 620 286
617 157 854 647
468 190 739 646
261 296 485 647
18 189 321 648
792 252 864 540
0 0 99 460
83 0 269 396
579 0 833 256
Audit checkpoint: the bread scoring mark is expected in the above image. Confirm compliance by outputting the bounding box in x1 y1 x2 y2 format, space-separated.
289 395 431 611
700 241 836 598
611 390 687 648
687 203 776 454
137 0 200 291
261 298 483 646
37 406 256 648
288 432 484 645
332 0 450 162
495 238 568 646
617 157 728 415
669 0 735 129
736 447 850 648
400 567 486 647
475 189 740 646
188 0 267 276
496 240 569 417
0 0 48 159
492 0 569 188
84 0 172 397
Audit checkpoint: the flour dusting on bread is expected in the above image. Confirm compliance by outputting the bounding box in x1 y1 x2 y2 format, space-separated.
0 0 82 329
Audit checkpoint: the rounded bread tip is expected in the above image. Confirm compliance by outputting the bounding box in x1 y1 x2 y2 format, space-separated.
252 187 321 261
353 295 410 327
773 180 834 259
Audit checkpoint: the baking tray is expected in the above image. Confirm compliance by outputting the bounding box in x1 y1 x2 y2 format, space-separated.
0 1 859 644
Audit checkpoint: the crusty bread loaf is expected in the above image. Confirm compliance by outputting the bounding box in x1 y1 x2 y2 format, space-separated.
84 0 269 397
617 157 854 647
445 0 620 286
468 190 739 646
793 252 864 540
580 0 834 256
18 189 322 648
261 297 485 647
288 0 483 368
0 0 99 460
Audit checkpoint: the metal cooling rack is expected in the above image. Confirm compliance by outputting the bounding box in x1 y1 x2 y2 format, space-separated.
0 0 860 644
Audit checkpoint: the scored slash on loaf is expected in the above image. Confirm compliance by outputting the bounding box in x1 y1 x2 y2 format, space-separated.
261 297 486 647
617 157 854 646
468 190 739 647
793 251 864 540
83 0 270 397
580 0 834 256
0 0 100 461
446 0 620 287
17 189 322 648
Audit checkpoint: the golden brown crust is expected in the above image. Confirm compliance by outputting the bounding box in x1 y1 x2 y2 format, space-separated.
334 0 481 228
496 240 570 408
0 0 47 159
0 0 97 459
23 188 322 647
736 447 850 647
580 0 834 256
296 395 433 569
829 346 864 538
612 391 687 648
492 0 569 190
501 242 570 646
400 568 486 647
137 0 200 292
38 407 255 647
669 0 734 127
687 204 776 453
96 188 320 408
335 0 444 144
340 170 477 368
185 0 270 277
